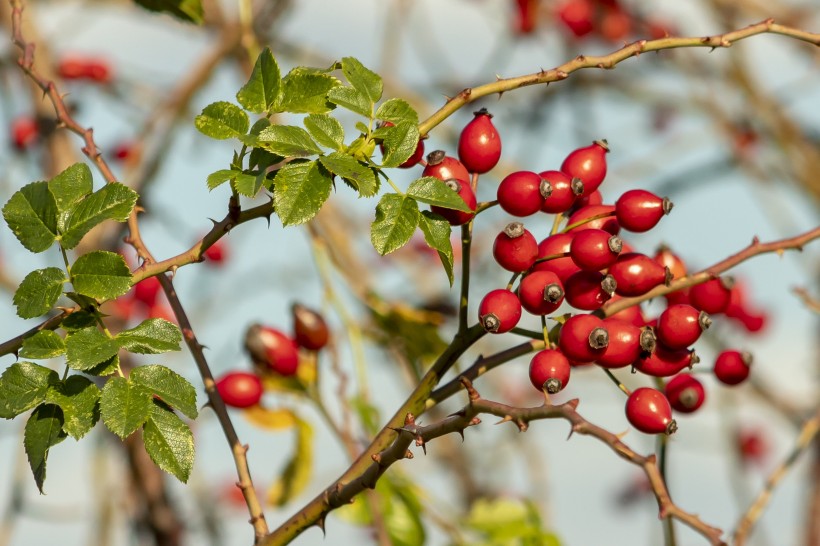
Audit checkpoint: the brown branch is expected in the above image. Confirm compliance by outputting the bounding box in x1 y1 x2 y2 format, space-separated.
265 378 726 546
602 226 820 317
0 309 73 357
793 287 820 314
733 407 820 545
417 19 819 136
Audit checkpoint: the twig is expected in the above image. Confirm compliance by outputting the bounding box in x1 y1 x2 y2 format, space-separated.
793 287 820 314
733 407 820 545
417 19 820 136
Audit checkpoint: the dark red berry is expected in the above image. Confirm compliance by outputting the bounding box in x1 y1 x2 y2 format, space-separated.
85 59 112 83
558 313 609 364
625 387 677 435
665 374 706 413
518 270 565 315
596 318 655 369
422 151 470 182
569 228 622 271
561 140 609 195
513 0 538 34
564 270 616 310
656 304 710 350
714 350 752 385
430 178 477 226
478 289 522 334
690 277 733 315
615 189 673 233
292 303 329 351
633 345 697 377
539 170 583 213
215 371 263 408
566 204 619 234
57 56 86 80
529 350 571 393
458 108 501 174
11 117 39 150
609 252 671 297
381 121 424 168
497 171 548 217
557 0 595 37
244 324 300 376
493 223 538 272
203 240 227 265
737 428 769 466
725 280 768 333
532 233 580 283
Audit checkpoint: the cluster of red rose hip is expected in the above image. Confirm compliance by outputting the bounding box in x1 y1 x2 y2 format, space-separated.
213 304 330 409
399 108 761 436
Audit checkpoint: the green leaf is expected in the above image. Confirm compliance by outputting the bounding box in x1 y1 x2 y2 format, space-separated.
385 482 426 546
13 267 67 319
61 183 138 249
319 153 379 197
232 172 265 198
194 101 249 140
375 98 419 124
256 125 323 157
143 401 194 483
303 114 344 151
24 404 67 493
0 362 59 419
116 318 182 355
326 86 371 117
134 0 203 24
20 331 66 360
48 163 93 230
273 161 333 226
407 177 473 211
60 311 98 332
206 169 241 191
2 181 58 253
277 68 340 114
66 327 121 371
100 376 152 439
45 376 101 440
130 365 197 419
419 211 455 286
370 194 420 255
237 47 281 113
380 121 420 168
71 251 132 300
341 57 382 104
267 417 313 506
84 354 120 377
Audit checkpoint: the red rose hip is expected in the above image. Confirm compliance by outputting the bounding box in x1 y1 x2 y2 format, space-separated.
497 171 549 217
714 350 752 385
292 303 330 350
569 228 622 271
558 313 609 364
625 387 677 435
665 373 706 413
215 371 263 408
478 289 522 333
244 324 300 376
422 151 470 182
596 318 655 369
458 108 501 174
656 304 711 350
564 270 616 310
615 189 673 232
539 170 584 213
493 222 538 272
518 270 565 315
529 350 572 393
430 178 477 226
560 140 609 195
609 252 671 297
690 277 733 314
532 233 580 283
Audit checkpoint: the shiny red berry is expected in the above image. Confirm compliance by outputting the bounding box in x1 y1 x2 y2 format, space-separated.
215 371 263 408
609 252 671 297
569 228 622 271
615 189 673 233
203 240 227 264
566 204 619 234
656 304 710 350
458 108 501 174
574 189 603 209
690 277 733 314
596 318 655 369
539 170 583 213
558 313 609 364
497 171 549 217
625 387 677 435
422 151 470 182
564 270 616 310
518 270 565 315
133 276 162 307
381 122 424 168
11 117 39 150
714 350 752 385
529 350 571 393
292 303 330 350
244 325 300 376
653 245 688 280
665 373 706 413
493 223 538 272
633 345 697 377
478 289 522 334
430 178 477 226
561 140 609 195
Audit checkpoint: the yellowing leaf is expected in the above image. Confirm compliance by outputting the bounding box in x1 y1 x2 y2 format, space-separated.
267 417 313 506
242 405 297 431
